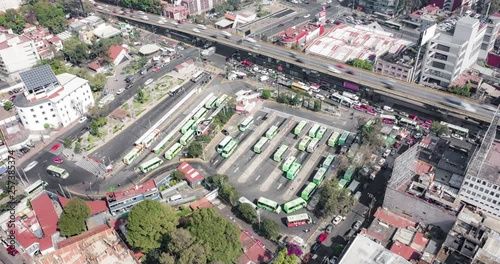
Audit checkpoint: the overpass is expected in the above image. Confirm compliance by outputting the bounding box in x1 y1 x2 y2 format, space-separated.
97 9 495 123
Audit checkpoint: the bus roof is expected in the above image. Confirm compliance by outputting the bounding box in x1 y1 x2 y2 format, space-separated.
286 213 310 222
25 180 45 193
47 165 65 173
140 157 163 168
258 197 278 206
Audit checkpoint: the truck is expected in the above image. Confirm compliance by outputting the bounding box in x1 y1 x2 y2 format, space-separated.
201 47 216 56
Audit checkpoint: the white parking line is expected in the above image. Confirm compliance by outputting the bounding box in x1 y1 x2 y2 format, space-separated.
213 160 219 165
255 175 261 181
277 183 282 190
257 116 262 120
234 167 239 173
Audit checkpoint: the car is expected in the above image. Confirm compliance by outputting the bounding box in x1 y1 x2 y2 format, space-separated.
141 15 149 20
332 215 343 225
451 133 464 140
390 148 397 156
414 132 422 139
409 114 420 120
116 88 125 95
393 142 402 148
373 107 384 114
23 161 38 172
311 242 321 254
330 256 338 264
378 158 386 166
353 220 362 230
398 111 409 117
366 109 377 115
353 104 364 111
79 116 87 123
144 79 154 86
406 138 416 145
325 224 334 233
193 28 201 33
383 105 394 112
425 119 433 125
50 143 61 152
222 129 229 136
158 20 164 24
318 232 328 243
382 149 391 158
53 157 64 164
346 70 355 75
326 5 332 9
278 23 285 27
294 16 300 20
153 66 160 72
304 14 310 18
362 208 369 216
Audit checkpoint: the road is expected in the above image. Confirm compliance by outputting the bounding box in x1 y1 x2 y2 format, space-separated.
96 7 496 122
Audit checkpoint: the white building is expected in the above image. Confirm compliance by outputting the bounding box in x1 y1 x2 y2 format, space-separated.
420 17 486 86
0 0 23 12
339 234 410 264
0 33 40 82
479 15 500 61
13 65 94 131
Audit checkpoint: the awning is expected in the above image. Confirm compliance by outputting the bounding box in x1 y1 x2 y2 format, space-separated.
215 19 233 28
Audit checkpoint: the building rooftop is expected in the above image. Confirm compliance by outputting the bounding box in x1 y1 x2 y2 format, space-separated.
106 179 158 202
339 234 411 264
361 219 396 246
19 65 59 93
0 33 32 51
380 46 422 67
449 68 482 88
31 193 59 237
474 231 500 264
410 4 441 18
476 139 500 185
108 44 127 62
278 23 323 44
237 231 272 264
58 195 108 216
189 197 213 211
390 241 421 261
306 24 411 62
177 162 205 184
374 207 417 229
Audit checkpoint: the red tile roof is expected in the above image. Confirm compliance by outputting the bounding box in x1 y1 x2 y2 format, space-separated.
237 232 272 264
390 241 421 261
57 225 109 248
415 160 433 175
31 194 59 237
374 207 416 228
88 59 104 71
108 44 127 62
106 179 157 202
411 232 429 251
58 195 109 216
177 162 204 184
189 197 213 210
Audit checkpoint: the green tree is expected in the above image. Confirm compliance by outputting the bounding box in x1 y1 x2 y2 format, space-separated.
206 174 228 189
57 197 91 237
313 100 321 112
126 200 179 253
430 122 450 136
187 208 241 263
136 88 145 103
62 37 89 65
63 138 73 148
47 59 67 74
187 141 203 158
260 219 280 241
361 119 383 147
30 1 68 33
237 203 256 224
167 229 194 255
274 248 300 264
88 74 107 92
179 243 207 264
158 252 176 264
227 0 242 10
43 123 50 129
3 101 13 111
448 83 471 97
219 182 239 206
261 90 271 99
74 140 82 154
89 121 101 136
316 179 354 217
346 58 373 71
171 170 185 182
0 9 26 34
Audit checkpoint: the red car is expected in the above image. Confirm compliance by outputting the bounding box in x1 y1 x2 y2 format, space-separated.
425 119 433 125
278 23 285 27
409 114 420 121
50 143 61 152
353 104 364 111
241 60 253 66
393 142 402 148
53 157 64 164
318 233 328 243
366 109 377 115
336 64 345 69
152 66 160 72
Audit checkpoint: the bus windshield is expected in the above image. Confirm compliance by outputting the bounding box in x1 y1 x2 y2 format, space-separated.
217 136 233 153
239 116 254 132
24 180 47 196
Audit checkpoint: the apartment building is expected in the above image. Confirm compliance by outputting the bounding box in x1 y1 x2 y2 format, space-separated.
430 0 477 12
375 46 423 82
479 15 500 60
0 33 40 82
420 17 485 87
355 0 401 16
106 179 160 216
171 0 226 15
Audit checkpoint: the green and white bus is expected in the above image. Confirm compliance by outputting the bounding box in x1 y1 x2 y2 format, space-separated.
283 197 307 213
192 108 207 121
301 182 318 201
164 143 182 160
139 157 164 173
294 120 307 135
327 132 340 147
24 180 48 196
312 167 328 185
239 116 254 132
253 137 269 154
273 145 288 162
322 154 336 168
338 131 350 146
298 136 312 151
205 94 218 109
217 136 232 153
265 125 279 140
306 138 320 153
180 119 196 134
214 94 228 107
221 139 238 158
308 124 320 138
316 126 327 140
179 129 195 145
123 146 144 165
286 162 302 180
282 156 296 172
46 165 69 179
257 197 282 213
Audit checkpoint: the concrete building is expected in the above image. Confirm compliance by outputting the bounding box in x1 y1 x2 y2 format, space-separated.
375 46 423 82
355 0 401 16
403 5 447 30
278 23 324 48
106 179 160 216
0 32 40 82
171 0 226 15
339 234 410 264
13 65 95 131
420 17 486 87
430 0 477 12
479 15 500 60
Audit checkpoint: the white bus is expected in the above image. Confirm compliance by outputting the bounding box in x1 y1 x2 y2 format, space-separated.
380 114 397 124
191 71 204 83
291 82 312 94
342 91 359 101
24 180 48 196
440 121 469 137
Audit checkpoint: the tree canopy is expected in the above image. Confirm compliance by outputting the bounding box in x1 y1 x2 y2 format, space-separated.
237 203 257 224
346 58 373 71
63 37 90 65
274 248 300 264
29 1 68 34
126 200 179 253
260 219 280 241
316 179 354 217
187 208 241 263
448 82 471 97
57 197 91 237
430 121 450 136
0 9 26 34
99 0 162 14
187 141 203 158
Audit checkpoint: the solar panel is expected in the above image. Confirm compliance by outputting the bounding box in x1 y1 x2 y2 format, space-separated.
19 65 58 92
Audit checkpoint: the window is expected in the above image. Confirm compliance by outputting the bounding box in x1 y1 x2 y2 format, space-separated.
40 105 43 109
483 181 486 185
35 121 39 123
487 198 492 202
480 187 484 192
44 117 47 120
477 179 481 183
474 185 479 190
487 183 492 187
42 112 45 115
31 109 34 112
494 185 498 190
32 115 36 118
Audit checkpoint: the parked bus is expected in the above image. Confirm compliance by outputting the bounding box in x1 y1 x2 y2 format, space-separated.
152 134 174 154
301 182 318 201
180 119 196 134
322 154 336 168
214 94 228 107
306 138 320 153
298 136 312 151
204 95 218 109
399 118 418 130
191 71 204 83
24 180 48 196
286 213 312 227
330 93 344 104
142 129 161 148
239 116 254 132
238 196 257 209
294 120 308 135
344 166 356 181
291 81 311 94
221 139 238 158
384 21 402 30
327 132 340 147
123 146 144 165
315 126 327 140
164 143 182 160
46 165 69 179
257 197 282 213
381 114 397 125
217 136 232 153
338 131 349 146
265 125 279 140
192 108 207 121
282 156 296 172
139 157 164 173
440 121 469 137
179 129 195 145
286 162 302 180
273 145 288 162
308 124 320 138
340 97 355 108
342 91 359 101
283 197 307 213
313 167 328 185
253 137 269 154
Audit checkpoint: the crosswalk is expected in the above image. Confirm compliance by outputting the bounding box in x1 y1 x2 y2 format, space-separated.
75 156 106 175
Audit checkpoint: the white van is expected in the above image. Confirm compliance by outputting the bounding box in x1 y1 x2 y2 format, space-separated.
259 75 269 82
315 94 326 100
197 24 207 30
169 194 182 201
383 105 394 112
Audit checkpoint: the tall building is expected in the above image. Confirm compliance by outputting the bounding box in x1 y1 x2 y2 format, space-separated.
459 107 500 217
13 65 95 131
170 0 226 15
0 33 40 82
420 17 486 86
479 15 500 60
430 0 477 12
355 0 401 16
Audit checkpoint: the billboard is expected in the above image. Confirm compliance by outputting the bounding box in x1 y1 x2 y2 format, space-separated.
419 24 437 47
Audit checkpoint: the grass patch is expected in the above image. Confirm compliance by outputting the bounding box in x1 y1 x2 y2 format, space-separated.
122 104 129 110
158 93 167 99
136 109 145 116
176 79 184 85
113 125 124 133
176 206 193 217
160 75 173 81
133 101 143 108
100 130 108 138
85 144 96 151
87 135 97 143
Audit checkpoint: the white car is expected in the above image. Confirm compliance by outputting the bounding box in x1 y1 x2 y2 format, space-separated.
304 14 311 18
78 116 87 123
327 65 341 74
378 158 386 166
382 149 391 158
451 133 464 140
383 105 394 112
171 21 179 26
23 161 38 172
144 79 154 86
141 16 149 20
193 28 201 33
332 215 343 225
158 20 165 24
221 31 232 37
116 88 125 95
